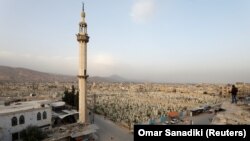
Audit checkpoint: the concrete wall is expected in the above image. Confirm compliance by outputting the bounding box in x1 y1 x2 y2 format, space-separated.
0 107 51 141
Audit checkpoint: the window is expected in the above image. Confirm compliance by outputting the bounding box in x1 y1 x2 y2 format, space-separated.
43 111 47 119
12 132 19 141
37 112 41 120
19 115 25 124
11 117 18 126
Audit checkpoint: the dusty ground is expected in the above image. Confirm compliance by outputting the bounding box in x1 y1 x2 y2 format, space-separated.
212 101 250 124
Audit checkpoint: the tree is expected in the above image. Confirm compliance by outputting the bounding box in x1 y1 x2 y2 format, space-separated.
20 126 46 141
62 85 79 109
70 85 76 106
62 88 69 104
71 85 75 95
74 91 79 110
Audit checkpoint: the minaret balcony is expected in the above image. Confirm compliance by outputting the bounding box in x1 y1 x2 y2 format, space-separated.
76 34 89 42
77 75 89 79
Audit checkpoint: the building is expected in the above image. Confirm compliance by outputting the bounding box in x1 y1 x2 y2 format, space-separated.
51 101 79 126
0 100 52 141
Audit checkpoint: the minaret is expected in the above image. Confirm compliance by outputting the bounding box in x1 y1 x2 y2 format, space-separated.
76 3 89 124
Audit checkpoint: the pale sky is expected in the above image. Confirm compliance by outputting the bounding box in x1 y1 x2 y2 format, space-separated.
0 0 250 83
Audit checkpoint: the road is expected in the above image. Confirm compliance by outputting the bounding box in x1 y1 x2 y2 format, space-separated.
191 113 214 124
93 112 214 141
94 114 133 141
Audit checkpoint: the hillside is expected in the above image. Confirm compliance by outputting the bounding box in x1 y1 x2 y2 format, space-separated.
0 66 127 83
0 66 75 82
90 75 128 83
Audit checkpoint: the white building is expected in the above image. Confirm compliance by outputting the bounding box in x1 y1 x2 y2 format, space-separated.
0 100 52 141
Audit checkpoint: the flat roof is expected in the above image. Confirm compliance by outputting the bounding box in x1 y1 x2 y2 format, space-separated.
44 123 99 141
0 100 50 115
52 109 79 119
51 101 65 107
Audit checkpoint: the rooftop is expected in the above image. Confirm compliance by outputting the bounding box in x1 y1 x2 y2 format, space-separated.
53 109 79 119
0 100 50 115
51 101 65 107
44 123 99 141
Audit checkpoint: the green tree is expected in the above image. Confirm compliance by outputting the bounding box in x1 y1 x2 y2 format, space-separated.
62 86 79 109
62 88 69 104
69 85 75 106
20 126 46 141
74 91 79 110
71 85 75 95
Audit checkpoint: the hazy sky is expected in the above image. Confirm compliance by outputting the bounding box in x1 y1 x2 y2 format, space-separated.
0 0 250 83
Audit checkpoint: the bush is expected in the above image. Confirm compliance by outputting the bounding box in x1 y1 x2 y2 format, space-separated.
20 126 47 141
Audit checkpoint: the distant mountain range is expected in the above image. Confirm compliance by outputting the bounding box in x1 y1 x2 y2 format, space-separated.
0 66 128 83
90 75 128 83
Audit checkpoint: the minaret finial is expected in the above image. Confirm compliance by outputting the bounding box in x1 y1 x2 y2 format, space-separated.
82 2 84 12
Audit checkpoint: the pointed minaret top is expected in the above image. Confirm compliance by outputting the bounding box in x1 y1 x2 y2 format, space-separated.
82 2 84 12
81 2 85 19
79 2 87 35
